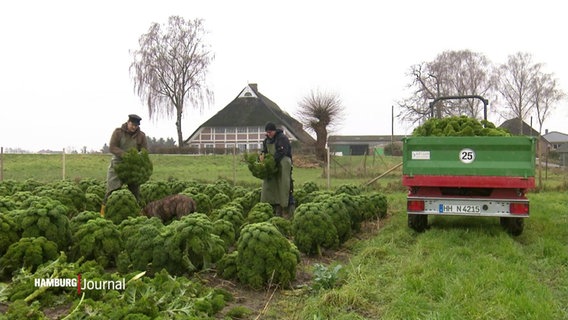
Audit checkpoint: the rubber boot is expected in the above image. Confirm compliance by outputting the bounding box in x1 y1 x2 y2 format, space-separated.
100 204 106 217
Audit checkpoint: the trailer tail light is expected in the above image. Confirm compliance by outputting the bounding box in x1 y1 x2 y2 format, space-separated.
407 200 425 212
510 202 529 215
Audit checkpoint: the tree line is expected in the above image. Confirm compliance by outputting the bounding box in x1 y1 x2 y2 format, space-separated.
128 16 565 164
397 50 565 136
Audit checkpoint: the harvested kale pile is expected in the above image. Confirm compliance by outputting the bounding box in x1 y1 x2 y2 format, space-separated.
412 116 510 136
244 153 278 180
114 148 153 185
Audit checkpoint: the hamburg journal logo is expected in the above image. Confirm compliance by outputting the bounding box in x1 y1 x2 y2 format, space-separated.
34 273 126 295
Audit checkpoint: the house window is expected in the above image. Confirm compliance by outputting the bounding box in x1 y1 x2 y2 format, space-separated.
249 143 261 150
226 143 235 149
226 127 236 133
215 127 225 133
238 144 247 152
237 127 247 133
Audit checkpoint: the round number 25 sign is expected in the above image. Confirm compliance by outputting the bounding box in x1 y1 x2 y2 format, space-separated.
459 148 475 164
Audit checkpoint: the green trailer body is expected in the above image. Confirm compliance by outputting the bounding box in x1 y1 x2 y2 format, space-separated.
402 135 536 236
402 136 536 178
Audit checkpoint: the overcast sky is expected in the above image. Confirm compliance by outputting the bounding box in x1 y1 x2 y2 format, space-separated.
1 0 566 152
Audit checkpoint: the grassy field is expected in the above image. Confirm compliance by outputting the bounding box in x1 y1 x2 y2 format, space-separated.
267 192 568 319
1 153 567 319
0 153 405 191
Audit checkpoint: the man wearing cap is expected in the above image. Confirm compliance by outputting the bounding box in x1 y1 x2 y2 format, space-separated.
260 122 294 216
100 114 148 215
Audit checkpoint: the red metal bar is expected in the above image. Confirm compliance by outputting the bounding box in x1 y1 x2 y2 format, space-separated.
403 175 535 189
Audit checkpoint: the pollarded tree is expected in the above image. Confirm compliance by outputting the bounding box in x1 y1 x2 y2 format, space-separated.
130 16 214 150
296 89 344 162
398 50 494 125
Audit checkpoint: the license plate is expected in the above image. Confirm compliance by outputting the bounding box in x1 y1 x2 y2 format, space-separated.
438 204 481 214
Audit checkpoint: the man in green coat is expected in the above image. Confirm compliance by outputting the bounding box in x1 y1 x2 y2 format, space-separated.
100 114 148 215
260 122 294 216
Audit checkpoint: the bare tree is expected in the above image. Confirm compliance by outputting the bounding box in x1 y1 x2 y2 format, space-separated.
130 16 214 150
533 71 565 136
493 52 541 134
398 50 494 125
296 89 345 162
531 68 565 187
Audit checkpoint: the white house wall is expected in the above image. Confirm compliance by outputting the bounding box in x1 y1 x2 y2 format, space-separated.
188 126 297 152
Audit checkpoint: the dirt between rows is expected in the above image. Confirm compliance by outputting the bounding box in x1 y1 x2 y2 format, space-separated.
204 218 388 320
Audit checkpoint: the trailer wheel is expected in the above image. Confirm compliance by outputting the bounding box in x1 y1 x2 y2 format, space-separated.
408 214 428 232
500 217 524 236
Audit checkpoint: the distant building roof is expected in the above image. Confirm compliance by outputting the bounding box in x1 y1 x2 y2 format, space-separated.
543 131 568 143
185 83 315 145
499 118 539 136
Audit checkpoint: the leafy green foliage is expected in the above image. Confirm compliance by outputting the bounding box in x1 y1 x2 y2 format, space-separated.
0 196 17 213
320 197 352 243
334 183 362 196
292 202 339 256
140 181 171 205
211 192 231 210
152 213 225 275
335 193 365 232
114 148 153 185
366 193 388 219
186 192 212 215
70 218 122 268
212 219 236 249
4 300 45 319
0 237 59 280
236 222 300 289
33 181 83 216
268 216 293 237
105 189 141 224
412 116 510 136
20 196 71 250
301 181 320 193
232 188 261 215
212 205 245 238
69 211 101 234
85 183 106 199
246 202 273 224
311 263 343 292
244 153 278 180
117 217 164 273
216 250 238 280
0 214 20 256
85 192 103 212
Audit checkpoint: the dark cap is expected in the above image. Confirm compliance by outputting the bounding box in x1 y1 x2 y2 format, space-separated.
128 114 142 125
265 122 277 131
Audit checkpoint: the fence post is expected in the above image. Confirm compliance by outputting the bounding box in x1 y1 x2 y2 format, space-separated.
326 146 330 189
0 147 3 181
62 148 66 180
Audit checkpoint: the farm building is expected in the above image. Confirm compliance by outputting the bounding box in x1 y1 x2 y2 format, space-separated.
498 118 549 154
542 130 568 151
327 135 406 156
184 83 315 154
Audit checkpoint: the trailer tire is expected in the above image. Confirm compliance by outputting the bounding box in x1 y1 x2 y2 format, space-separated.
408 214 428 232
500 217 524 236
